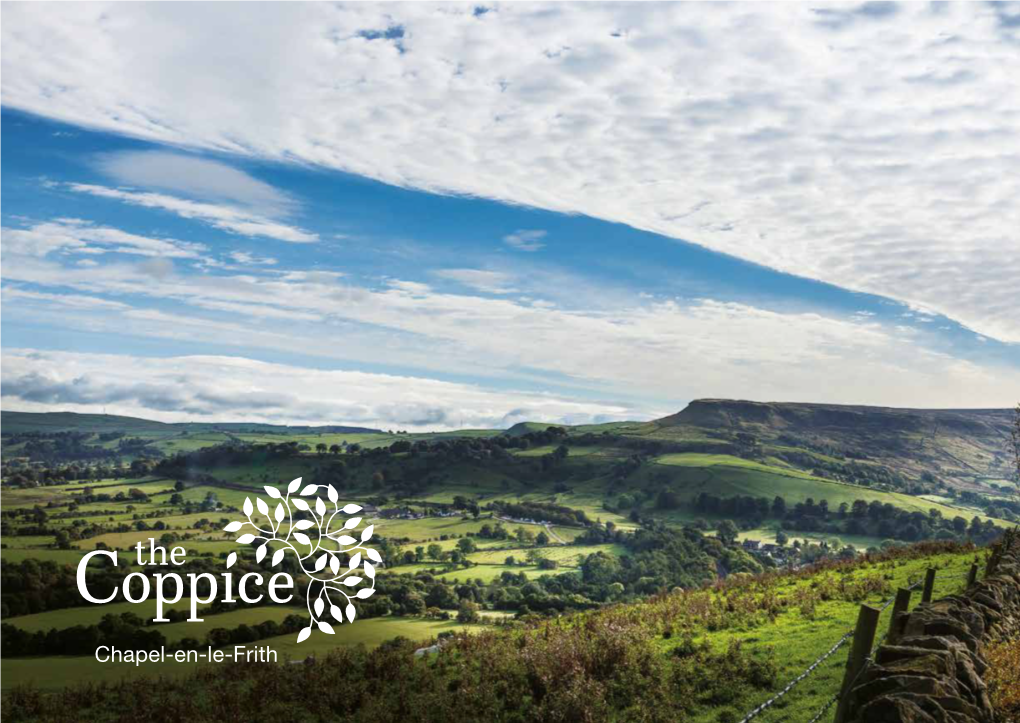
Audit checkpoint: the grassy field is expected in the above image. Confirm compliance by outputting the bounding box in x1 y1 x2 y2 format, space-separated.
0 616 488 690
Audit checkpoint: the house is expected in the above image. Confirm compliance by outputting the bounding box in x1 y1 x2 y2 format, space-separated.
742 539 761 551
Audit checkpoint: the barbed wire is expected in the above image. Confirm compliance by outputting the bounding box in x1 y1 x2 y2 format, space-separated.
736 628 854 723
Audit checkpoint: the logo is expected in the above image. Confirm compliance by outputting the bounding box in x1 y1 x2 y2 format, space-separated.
222 478 381 642
76 477 382 645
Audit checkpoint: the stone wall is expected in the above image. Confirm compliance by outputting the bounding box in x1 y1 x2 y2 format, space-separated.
846 531 1019 723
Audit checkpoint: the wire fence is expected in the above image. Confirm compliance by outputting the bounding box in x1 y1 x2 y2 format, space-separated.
734 566 975 723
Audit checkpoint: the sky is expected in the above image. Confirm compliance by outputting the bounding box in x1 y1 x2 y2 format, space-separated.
2 1 1019 430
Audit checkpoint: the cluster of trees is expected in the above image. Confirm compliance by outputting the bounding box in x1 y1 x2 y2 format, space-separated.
488 500 590 527
689 492 1005 544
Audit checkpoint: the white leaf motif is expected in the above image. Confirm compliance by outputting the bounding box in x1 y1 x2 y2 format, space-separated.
288 477 302 494
256 544 267 563
300 485 317 496
349 552 362 570
315 497 326 516
331 605 344 622
292 499 309 511
361 525 374 542
237 533 255 544
297 627 311 643
294 520 314 530
330 555 340 575
318 621 335 635
344 576 362 586
275 503 284 522
342 504 362 514
328 485 338 503
344 517 361 529
224 521 243 532
256 497 269 516
356 588 374 599
336 535 356 545
314 598 324 617
366 548 382 563
365 562 375 579
346 603 356 622
293 532 311 545
265 485 281 499
314 553 328 572
272 548 285 566
243 498 253 516
226 552 237 569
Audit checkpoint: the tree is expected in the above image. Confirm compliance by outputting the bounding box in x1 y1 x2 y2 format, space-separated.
716 520 739 546
456 600 480 624
329 444 341 455
427 543 444 561
456 537 476 554
772 496 787 518
535 531 550 546
174 480 185 492
315 443 327 456
775 529 788 546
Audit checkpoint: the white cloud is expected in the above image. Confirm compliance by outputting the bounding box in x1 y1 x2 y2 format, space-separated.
97 151 296 215
67 184 319 243
503 230 547 252
3 3 1017 340
0 349 640 430
229 251 278 266
433 268 517 294
0 218 207 259
4 227 1018 410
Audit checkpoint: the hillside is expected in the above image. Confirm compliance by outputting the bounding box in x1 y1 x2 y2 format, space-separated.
1 410 382 435
645 399 1014 492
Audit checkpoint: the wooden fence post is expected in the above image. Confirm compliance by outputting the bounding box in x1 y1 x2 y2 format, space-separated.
887 587 912 644
966 563 978 587
834 604 880 723
921 568 936 604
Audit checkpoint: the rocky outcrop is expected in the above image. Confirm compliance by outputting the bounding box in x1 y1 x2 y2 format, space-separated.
846 531 1020 723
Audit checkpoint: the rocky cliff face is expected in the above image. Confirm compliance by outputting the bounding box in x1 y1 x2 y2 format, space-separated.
846 531 1020 723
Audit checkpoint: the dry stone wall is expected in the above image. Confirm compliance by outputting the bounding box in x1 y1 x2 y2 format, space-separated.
846 532 1019 723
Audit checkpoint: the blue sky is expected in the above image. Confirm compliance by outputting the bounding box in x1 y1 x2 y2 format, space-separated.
2 3 1018 428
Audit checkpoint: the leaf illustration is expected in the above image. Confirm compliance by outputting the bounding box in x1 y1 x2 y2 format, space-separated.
317 621 335 635
300 484 317 496
330 554 340 575
275 503 285 522
294 519 315 530
331 605 344 622
297 626 311 643
356 588 374 599
256 497 269 516
366 548 382 563
226 552 237 569
223 521 243 532
346 603 356 622
314 553 328 572
288 477 302 494
256 544 267 563
349 552 362 570
264 485 281 499
314 597 324 617
336 535 356 545
293 532 311 545
342 504 362 514
292 499 309 511
361 525 374 542
344 517 361 529
237 533 255 544
365 562 375 579
328 485 338 503
243 497 253 516
315 497 326 516
344 576 362 586
272 548 285 566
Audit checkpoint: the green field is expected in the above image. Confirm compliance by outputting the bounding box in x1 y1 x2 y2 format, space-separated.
0 616 487 690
